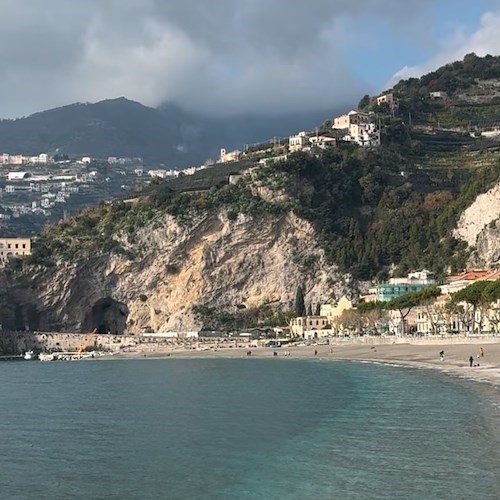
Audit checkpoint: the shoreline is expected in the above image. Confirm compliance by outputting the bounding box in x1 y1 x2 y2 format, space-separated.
111 341 500 388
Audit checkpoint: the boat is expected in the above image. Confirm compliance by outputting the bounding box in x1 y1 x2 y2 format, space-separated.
23 350 37 360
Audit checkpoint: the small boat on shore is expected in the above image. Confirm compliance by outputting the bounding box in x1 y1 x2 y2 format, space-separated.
23 351 37 361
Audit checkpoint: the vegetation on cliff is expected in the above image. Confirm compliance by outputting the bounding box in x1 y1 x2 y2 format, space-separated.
26 141 499 282
361 53 500 129
24 54 500 283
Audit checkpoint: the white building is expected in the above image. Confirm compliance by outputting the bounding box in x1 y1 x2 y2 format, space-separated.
148 169 169 179
309 135 337 149
347 123 380 147
7 172 29 181
288 132 310 152
219 148 241 163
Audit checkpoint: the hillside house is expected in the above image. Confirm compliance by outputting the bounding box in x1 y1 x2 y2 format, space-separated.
0 237 31 265
7 172 30 181
429 91 448 100
377 93 395 107
309 135 337 149
288 132 310 152
347 123 380 147
332 110 370 129
219 148 241 163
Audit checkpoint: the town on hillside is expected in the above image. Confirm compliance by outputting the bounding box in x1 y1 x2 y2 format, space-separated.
3 54 500 256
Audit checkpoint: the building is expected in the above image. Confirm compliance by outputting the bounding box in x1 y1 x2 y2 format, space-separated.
7 172 30 181
219 148 241 163
259 155 288 166
348 123 380 147
429 91 448 100
289 296 354 338
1 154 23 165
309 135 337 149
320 296 353 323
332 110 370 130
332 110 379 146
377 93 395 107
26 153 49 164
0 238 31 265
288 132 310 152
400 270 500 335
373 270 435 302
375 283 429 302
148 169 169 179
289 316 332 338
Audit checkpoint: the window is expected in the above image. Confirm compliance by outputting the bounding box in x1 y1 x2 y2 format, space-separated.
15 244 18 249
7 244 11 249
22 244 26 249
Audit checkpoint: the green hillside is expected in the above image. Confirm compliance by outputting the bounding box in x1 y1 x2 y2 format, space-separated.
22 54 500 280
363 53 500 130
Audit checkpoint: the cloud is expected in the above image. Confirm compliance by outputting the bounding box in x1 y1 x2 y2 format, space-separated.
390 9 500 85
0 0 451 117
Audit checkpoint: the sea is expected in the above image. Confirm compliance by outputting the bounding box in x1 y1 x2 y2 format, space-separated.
0 358 499 500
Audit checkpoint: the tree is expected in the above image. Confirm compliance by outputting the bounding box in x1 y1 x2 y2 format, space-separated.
385 286 441 335
294 285 306 317
339 309 362 335
484 280 500 332
452 280 500 334
358 94 371 110
307 304 313 316
315 303 321 316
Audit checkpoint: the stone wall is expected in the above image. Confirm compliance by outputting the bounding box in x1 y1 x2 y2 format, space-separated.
0 331 139 355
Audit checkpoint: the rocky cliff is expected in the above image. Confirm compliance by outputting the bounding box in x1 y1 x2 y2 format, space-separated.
454 181 500 269
5 210 352 333
468 217 500 269
454 181 500 247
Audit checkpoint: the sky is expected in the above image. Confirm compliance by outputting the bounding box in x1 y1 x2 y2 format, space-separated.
1 0 500 118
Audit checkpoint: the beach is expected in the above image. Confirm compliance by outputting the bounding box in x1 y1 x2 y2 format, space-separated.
115 338 500 386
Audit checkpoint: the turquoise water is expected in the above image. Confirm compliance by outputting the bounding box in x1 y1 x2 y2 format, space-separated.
0 358 499 499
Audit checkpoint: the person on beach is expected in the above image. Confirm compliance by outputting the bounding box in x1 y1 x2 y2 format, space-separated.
480 347 484 357
439 350 445 361
469 355 474 367
314 350 318 356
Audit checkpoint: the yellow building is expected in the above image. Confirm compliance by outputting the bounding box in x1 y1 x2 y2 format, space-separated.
0 238 31 265
289 296 354 338
320 296 353 323
332 110 370 129
289 316 331 338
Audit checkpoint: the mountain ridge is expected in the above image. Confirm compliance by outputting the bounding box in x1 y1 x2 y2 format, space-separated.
0 97 339 166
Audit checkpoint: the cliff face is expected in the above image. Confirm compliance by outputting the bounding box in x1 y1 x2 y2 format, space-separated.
6 210 352 333
454 181 500 269
468 217 500 269
454 182 500 247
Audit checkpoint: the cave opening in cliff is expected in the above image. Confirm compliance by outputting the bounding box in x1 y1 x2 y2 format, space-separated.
84 298 129 334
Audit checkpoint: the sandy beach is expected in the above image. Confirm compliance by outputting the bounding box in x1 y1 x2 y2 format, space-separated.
113 338 500 387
